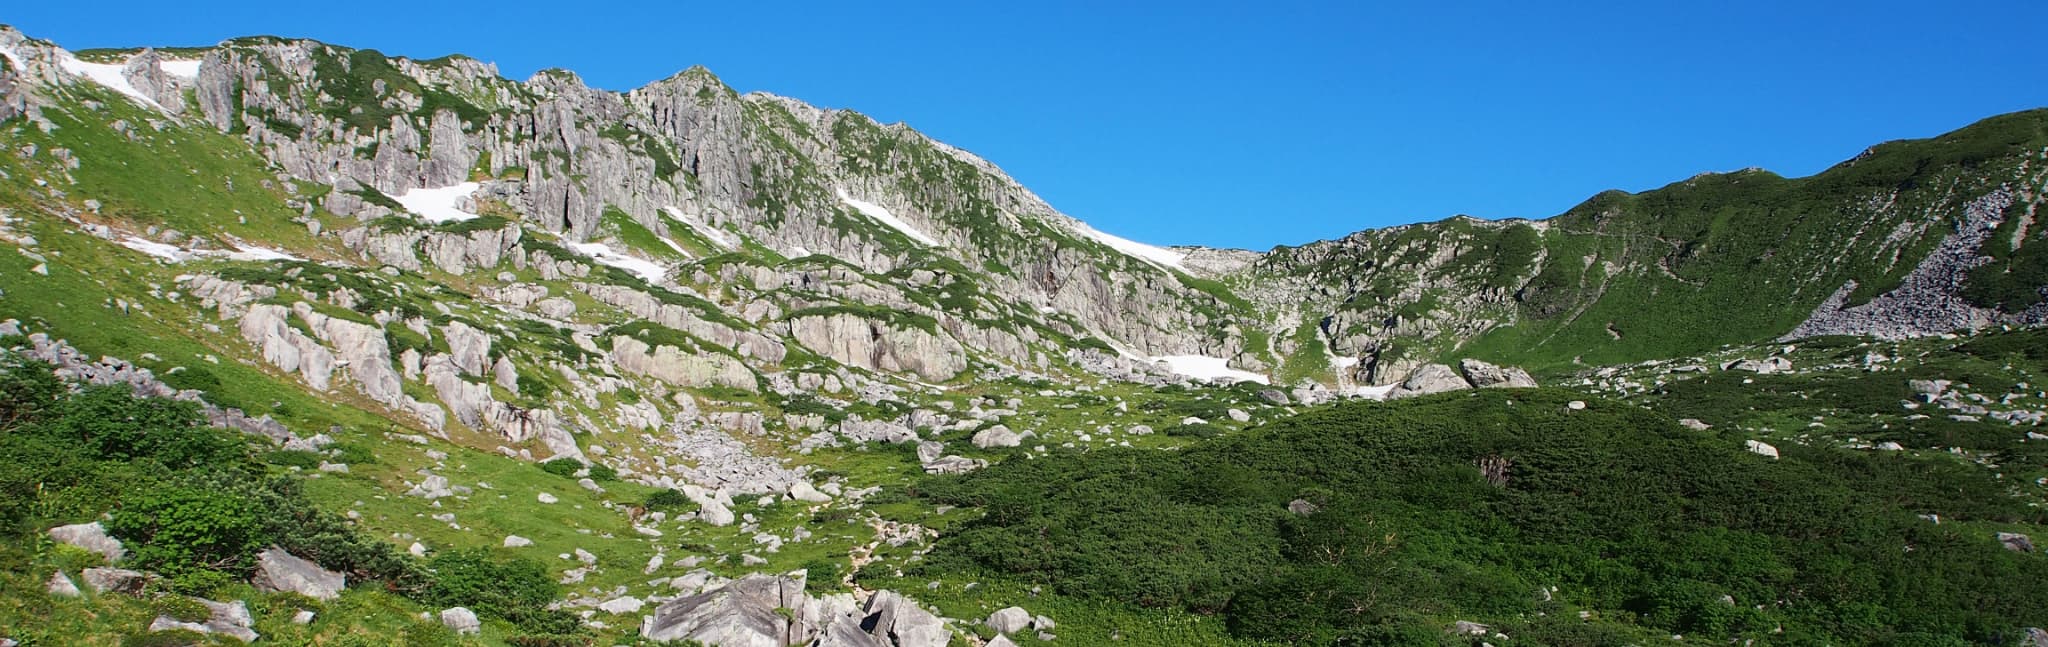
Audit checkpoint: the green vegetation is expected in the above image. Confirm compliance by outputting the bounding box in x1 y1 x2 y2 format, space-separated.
1280 110 2048 373
909 389 2048 645
0 358 588 639
599 206 689 262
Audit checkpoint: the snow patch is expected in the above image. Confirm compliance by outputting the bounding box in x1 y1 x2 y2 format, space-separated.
836 188 942 247
567 241 666 283
656 236 691 258
1153 355 1269 385
118 237 302 263
159 59 202 80
659 207 736 250
1068 221 1186 271
224 244 301 262
1354 384 1397 400
58 55 166 111
393 183 482 223
119 237 189 262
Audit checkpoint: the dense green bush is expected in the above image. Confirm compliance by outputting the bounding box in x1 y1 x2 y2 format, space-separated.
0 360 423 597
1162 422 1225 438
263 449 324 469
28 383 242 469
506 635 594 647
108 482 270 586
121 629 212 647
422 548 564 631
802 557 843 588
585 461 617 482
643 488 696 512
911 389 2048 644
539 457 583 478
150 596 213 623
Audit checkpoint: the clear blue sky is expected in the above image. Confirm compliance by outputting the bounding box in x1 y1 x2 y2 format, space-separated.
9 1 2048 250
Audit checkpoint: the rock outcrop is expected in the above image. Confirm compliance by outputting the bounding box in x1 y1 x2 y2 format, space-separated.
1458 358 1536 388
788 313 967 382
1389 364 1472 399
610 336 758 392
49 522 125 563
643 571 951 647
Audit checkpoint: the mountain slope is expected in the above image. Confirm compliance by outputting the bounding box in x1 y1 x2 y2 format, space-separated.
1238 109 2048 385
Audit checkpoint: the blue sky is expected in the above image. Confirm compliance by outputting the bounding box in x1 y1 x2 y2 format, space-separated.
8 1 2048 249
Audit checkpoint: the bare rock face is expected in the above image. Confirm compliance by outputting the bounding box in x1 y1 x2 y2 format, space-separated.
583 284 788 363
851 590 950 647
239 303 336 391
788 313 967 383
443 321 493 377
641 572 814 646
640 571 950 647
252 547 346 600
120 48 188 114
0 48 22 122
610 336 758 392
1458 359 1536 388
1389 363 1472 399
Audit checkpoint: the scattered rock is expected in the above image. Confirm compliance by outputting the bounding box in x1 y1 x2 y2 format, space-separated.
503 535 533 548
1678 418 1711 431
1998 532 2035 553
1724 357 1793 374
441 607 480 635
599 596 646 614
986 606 1033 635
46 571 79 597
48 522 124 562
149 598 257 643
1744 440 1780 459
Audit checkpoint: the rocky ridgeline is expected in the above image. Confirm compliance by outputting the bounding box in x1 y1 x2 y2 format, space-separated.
0 26 1242 363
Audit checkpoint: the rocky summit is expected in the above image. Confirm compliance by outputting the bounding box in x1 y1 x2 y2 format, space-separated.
0 22 2045 647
